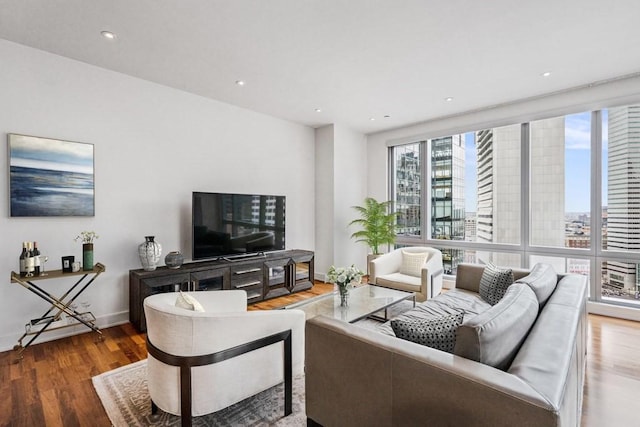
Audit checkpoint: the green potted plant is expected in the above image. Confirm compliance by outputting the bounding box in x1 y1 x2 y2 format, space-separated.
349 197 397 273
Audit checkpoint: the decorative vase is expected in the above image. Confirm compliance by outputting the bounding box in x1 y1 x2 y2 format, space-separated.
165 251 184 269
337 284 349 307
82 243 94 271
138 236 162 271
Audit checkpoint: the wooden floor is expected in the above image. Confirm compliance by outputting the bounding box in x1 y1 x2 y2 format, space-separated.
0 283 638 426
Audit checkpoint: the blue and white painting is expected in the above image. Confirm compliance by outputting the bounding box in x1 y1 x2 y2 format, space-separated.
9 134 94 217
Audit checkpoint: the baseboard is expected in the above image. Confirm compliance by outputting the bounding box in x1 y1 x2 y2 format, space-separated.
587 302 640 322
0 310 130 353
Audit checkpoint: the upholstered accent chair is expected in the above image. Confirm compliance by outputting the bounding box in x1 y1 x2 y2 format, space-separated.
143 291 305 427
369 247 444 302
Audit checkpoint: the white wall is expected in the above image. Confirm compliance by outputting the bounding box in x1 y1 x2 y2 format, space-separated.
314 125 334 279
0 40 315 351
333 125 367 270
314 124 367 279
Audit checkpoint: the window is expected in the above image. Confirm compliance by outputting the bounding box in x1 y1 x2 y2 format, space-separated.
529 112 591 248
389 104 640 313
600 104 640 305
392 142 422 237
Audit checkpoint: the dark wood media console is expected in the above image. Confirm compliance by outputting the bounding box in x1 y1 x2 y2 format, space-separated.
129 249 314 332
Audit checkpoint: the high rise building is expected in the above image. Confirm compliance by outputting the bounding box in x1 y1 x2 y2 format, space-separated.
476 119 564 266
394 143 421 236
431 135 465 273
605 105 640 292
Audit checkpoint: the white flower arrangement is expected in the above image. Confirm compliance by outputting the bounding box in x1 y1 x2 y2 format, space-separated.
326 264 364 290
75 231 99 244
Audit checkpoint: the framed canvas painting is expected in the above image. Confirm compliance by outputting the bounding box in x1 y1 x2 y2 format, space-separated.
8 134 95 217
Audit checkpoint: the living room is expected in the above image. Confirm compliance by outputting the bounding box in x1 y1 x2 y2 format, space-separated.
1 1 640 426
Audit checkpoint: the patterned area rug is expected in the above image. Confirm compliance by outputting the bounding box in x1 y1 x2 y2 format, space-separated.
92 300 413 426
92 360 306 426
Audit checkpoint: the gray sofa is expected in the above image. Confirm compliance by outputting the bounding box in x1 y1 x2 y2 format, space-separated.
305 263 588 427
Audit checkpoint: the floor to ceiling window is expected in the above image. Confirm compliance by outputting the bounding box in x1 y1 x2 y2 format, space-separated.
389 104 640 311
600 105 640 306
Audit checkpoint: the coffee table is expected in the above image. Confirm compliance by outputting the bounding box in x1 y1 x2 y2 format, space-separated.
284 284 415 323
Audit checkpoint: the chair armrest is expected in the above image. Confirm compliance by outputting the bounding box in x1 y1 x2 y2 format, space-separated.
421 252 444 299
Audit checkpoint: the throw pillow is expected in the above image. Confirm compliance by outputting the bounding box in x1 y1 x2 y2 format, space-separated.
479 262 514 305
391 313 464 353
399 251 429 277
175 291 205 312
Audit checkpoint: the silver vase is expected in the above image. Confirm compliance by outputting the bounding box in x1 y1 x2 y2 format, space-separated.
138 236 162 271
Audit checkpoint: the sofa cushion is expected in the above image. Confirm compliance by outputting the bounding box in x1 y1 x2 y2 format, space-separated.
378 288 491 336
515 263 557 306
175 291 205 312
391 313 464 353
479 262 514 305
376 273 422 293
399 251 429 277
454 283 538 370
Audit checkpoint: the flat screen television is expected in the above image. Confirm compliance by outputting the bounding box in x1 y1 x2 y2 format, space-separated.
192 192 286 260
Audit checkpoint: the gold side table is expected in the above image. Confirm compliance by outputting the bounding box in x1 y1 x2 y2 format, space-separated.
10 263 106 361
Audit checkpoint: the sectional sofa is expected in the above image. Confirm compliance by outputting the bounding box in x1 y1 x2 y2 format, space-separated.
305 263 588 427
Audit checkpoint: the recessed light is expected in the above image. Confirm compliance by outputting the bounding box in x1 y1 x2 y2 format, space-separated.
542 71 552 77
101 31 116 40
369 117 376 121
315 108 322 113
235 80 245 86
445 97 453 102
384 115 391 118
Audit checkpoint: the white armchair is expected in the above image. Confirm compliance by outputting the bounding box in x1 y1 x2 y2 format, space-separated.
369 247 444 302
143 290 305 426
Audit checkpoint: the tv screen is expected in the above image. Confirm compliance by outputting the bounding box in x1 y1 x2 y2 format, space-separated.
192 192 286 260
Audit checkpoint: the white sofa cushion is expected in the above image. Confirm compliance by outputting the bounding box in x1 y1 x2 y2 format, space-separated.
376 272 422 293
399 251 429 277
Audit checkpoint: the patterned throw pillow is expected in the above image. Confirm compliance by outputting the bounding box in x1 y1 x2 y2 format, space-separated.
479 262 514 305
399 251 429 277
175 291 205 312
391 313 464 353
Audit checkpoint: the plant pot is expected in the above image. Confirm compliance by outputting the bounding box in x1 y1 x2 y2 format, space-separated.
367 253 381 277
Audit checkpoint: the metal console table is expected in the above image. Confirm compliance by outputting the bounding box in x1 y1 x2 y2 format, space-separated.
10 263 106 360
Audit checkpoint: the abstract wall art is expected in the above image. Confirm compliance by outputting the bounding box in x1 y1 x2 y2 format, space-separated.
8 134 95 217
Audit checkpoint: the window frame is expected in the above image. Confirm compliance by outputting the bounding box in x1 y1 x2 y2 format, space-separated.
388 108 640 310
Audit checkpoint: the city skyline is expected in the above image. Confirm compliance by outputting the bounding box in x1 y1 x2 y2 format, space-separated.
463 111 609 213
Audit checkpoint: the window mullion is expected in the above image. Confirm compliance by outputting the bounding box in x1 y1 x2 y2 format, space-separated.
592 110 602 301
521 123 531 268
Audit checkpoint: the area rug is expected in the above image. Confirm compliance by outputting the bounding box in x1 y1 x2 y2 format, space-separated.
92 360 306 426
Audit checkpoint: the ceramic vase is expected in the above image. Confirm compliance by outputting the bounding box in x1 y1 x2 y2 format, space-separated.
138 236 162 271
83 243 94 271
164 251 184 269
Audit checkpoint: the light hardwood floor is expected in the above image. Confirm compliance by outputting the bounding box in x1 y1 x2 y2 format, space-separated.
0 283 638 426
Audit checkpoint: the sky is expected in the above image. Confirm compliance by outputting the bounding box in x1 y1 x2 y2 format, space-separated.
463 111 608 213
9 134 94 174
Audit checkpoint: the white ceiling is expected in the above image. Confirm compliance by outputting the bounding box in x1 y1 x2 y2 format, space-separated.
1 0 639 134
